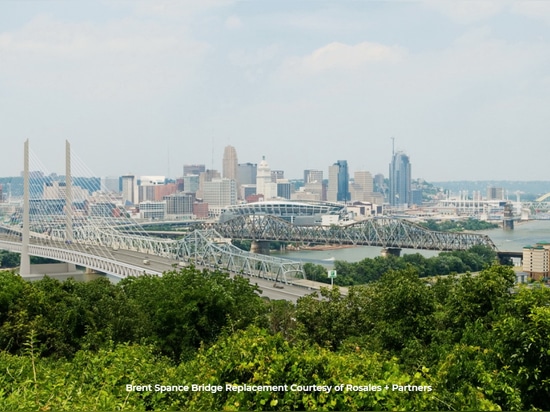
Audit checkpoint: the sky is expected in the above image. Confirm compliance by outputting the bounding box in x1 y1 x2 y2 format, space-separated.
1 0 549 181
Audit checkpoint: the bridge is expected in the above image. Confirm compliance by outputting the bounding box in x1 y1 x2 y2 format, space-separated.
198 214 497 252
0 140 503 301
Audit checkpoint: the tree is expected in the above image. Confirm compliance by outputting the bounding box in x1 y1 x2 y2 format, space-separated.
120 266 266 361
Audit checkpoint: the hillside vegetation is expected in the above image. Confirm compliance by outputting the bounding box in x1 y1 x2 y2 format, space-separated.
0 261 548 410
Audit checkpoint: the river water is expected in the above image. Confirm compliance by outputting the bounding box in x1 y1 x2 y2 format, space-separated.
272 220 550 266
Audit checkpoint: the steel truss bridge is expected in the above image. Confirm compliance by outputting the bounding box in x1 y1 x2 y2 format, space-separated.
200 215 497 251
0 223 303 283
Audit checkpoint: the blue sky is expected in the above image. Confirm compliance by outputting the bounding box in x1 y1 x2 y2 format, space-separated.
1 0 549 181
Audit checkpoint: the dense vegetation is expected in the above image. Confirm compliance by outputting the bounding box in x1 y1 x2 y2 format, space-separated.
419 218 499 232
304 245 498 286
0 263 548 410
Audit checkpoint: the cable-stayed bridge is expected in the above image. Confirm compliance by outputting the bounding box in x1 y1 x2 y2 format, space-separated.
0 140 498 297
0 141 304 292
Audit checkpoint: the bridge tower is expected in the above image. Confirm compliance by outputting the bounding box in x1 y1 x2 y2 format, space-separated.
20 139 31 276
503 202 514 231
65 140 74 242
381 247 401 258
65 141 77 272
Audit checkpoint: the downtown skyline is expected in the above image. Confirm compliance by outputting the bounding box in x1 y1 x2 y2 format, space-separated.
1 1 550 181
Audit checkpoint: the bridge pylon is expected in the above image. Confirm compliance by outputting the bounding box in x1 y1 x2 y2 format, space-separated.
19 139 31 276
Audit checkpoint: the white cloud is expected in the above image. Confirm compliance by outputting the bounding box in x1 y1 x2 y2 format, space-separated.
0 15 209 101
281 41 405 76
225 15 242 30
511 1 550 24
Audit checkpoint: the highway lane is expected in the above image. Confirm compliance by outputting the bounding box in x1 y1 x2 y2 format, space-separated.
0 234 323 301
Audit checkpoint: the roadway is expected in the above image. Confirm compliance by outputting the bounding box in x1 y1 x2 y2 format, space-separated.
0 233 326 302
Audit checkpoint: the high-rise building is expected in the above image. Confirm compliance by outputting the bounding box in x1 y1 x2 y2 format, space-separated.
271 170 284 183
202 178 237 217
304 169 323 184
256 156 277 200
237 163 257 185
101 176 120 193
121 174 136 205
351 171 373 202
277 180 292 200
523 242 550 281
222 145 238 181
487 187 504 200
183 164 206 176
327 160 350 203
183 175 199 193
164 193 195 215
389 151 411 207
196 170 221 199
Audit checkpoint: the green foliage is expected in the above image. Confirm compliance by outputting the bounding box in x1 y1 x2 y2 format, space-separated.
0 271 25 323
178 326 442 411
120 266 266 361
0 343 179 411
419 218 499 232
316 245 497 286
1 262 550 410
0 251 20 269
231 239 251 251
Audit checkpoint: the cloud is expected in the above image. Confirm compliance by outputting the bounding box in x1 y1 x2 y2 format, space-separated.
421 0 505 24
0 14 209 101
225 15 242 30
281 41 405 76
511 1 550 25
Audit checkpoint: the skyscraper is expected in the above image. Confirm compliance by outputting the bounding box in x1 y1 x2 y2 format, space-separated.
237 163 257 185
389 151 411 207
304 169 323 184
256 156 277 200
121 174 136 205
327 160 350 203
351 171 373 201
222 145 238 181
183 164 205 176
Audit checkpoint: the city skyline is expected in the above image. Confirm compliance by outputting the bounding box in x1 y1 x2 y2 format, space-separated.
1 1 550 181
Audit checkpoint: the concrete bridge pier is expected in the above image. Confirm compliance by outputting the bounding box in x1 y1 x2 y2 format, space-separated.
251 240 271 255
381 247 402 258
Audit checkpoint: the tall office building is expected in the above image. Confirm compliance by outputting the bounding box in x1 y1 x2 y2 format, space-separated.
487 187 504 200
327 160 350 203
351 171 374 202
163 192 195 215
196 169 221 199
304 169 323 184
389 151 411 207
121 174 136 205
102 176 120 193
271 170 284 182
202 178 237 217
222 146 238 181
183 164 205 176
237 163 257 185
183 175 199 193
